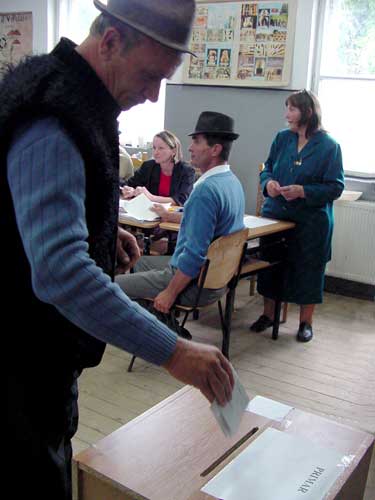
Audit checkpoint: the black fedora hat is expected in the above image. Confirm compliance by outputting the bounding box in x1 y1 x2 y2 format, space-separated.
189 111 239 140
93 0 196 55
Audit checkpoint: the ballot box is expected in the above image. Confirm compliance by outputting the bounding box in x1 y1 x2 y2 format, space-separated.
73 386 374 500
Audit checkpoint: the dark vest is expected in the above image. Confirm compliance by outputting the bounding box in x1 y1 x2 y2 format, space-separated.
0 38 121 372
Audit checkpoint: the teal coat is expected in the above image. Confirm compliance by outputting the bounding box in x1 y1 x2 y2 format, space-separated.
258 129 344 304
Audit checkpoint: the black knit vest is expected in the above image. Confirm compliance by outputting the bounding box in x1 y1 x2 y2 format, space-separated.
0 39 121 371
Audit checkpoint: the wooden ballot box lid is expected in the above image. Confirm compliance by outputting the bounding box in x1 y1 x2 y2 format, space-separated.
73 387 374 500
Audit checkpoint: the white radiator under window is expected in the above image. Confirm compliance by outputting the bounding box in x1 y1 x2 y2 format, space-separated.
326 200 375 285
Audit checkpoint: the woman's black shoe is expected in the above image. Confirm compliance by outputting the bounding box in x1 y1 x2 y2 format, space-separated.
297 322 313 342
250 314 274 332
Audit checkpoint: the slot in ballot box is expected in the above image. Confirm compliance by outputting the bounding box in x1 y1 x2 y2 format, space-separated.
73 386 373 500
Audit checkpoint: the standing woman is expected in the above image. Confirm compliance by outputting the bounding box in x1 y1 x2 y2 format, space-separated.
121 130 195 206
250 90 344 342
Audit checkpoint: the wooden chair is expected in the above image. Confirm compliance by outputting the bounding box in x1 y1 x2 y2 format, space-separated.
128 228 249 371
249 163 288 324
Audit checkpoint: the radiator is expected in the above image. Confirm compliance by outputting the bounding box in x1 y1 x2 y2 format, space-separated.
326 200 375 285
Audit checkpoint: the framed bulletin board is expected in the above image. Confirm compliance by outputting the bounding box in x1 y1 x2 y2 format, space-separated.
0 12 33 78
183 0 297 87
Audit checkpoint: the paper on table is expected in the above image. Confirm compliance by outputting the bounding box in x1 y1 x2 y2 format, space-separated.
211 368 250 438
246 395 293 422
119 193 170 221
243 215 278 228
201 427 344 500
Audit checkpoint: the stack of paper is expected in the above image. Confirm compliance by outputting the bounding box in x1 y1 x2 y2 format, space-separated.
119 193 171 221
243 215 278 228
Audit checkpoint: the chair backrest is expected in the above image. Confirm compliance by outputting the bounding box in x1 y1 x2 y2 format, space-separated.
199 228 249 290
255 162 265 216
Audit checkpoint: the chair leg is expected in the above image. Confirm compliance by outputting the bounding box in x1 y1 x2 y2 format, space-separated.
221 291 235 359
272 300 282 340
128 355 136 372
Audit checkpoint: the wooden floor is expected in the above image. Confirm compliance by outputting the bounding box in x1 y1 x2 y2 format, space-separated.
73 282 375 499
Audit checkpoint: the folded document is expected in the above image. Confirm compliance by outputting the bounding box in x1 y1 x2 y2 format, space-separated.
119 193 171 221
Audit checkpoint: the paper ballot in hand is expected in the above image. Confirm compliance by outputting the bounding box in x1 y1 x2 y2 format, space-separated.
119 193 171 221
211 368 250 437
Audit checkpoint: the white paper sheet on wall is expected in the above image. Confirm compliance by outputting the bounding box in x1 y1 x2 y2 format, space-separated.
201 427 343 500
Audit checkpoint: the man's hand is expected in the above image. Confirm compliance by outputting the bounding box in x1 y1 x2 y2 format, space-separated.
279 184 305 201
266 180 281 198
154 288 177 313
163 339 235 406
116 227 141 274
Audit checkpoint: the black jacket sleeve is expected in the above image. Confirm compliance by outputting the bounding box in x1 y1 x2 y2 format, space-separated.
170 161 195 205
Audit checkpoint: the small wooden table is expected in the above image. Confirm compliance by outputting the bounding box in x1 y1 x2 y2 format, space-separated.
73 386 374 500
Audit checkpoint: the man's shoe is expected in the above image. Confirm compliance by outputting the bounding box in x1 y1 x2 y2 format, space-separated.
297 322 313 342
177 325 192 340
249 314 274 332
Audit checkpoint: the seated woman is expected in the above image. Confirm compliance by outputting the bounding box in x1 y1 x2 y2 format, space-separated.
121 130 195 206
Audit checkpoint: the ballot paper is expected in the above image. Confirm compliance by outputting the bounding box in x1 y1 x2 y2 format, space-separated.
119 193 171 221
211 369 250 437
201 427 344 500
243 215 279 228
246 395 293 422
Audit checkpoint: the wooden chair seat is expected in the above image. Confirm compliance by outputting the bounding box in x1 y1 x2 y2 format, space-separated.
128 229 249 371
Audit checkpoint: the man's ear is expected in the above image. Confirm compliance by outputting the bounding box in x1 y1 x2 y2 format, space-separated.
98 27 122 60
211 143 223 158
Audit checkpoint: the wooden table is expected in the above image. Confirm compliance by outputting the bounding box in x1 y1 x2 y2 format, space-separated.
73 386 374 500
160 217 295 239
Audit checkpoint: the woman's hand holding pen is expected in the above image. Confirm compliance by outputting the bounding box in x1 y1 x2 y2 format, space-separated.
120 186 135 199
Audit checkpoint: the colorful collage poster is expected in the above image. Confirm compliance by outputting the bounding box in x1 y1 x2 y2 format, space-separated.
184 1 296 87
0 12 33 79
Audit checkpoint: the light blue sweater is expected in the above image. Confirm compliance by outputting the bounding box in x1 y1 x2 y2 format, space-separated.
7 118 177 365
171 170 245 278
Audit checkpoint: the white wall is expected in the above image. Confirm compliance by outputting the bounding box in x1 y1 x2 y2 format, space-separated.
1 0 56 53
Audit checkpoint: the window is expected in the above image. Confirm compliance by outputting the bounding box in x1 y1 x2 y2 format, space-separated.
313 0 375 177
57 0 166 148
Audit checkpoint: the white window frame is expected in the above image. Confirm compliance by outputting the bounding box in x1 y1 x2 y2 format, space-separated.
311 0 375 179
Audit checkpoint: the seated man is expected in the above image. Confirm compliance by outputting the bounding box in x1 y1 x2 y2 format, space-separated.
116 111 245 323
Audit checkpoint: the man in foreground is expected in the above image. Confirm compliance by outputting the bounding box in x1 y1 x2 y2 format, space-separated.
2 2 234 498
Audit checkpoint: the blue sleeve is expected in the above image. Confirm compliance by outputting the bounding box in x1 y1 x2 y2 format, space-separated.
7 119 177 365
174 186 217 278
303 142 345 206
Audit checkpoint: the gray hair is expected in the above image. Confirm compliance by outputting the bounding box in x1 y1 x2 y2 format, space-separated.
90 13 146 54
154 130 183 163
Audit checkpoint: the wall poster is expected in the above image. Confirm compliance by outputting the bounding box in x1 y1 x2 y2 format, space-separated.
183 0 297 87
0 12 33 78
